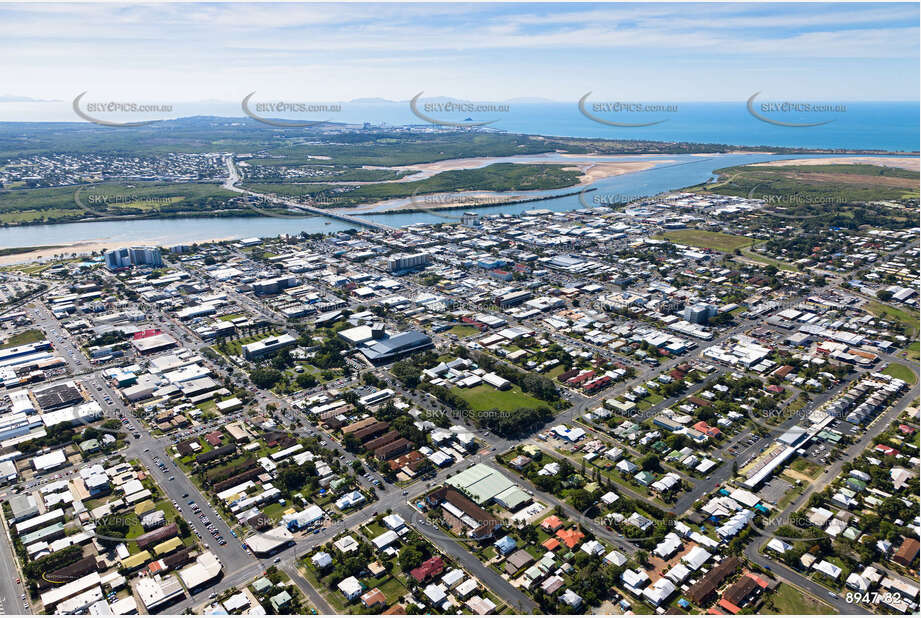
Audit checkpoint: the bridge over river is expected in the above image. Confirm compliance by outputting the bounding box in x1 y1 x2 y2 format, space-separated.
222 155 394 231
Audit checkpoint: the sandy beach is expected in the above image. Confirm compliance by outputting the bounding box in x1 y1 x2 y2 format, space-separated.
390 153 675 183
563 160 670 184
336 191 531 214
750 156 919 171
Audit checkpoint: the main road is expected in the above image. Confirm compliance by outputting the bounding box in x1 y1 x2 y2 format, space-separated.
744 379 920 616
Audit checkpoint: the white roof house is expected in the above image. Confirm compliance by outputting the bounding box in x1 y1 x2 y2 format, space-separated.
423 583 448 606
382 513 406 530
600 491 619 505
604 550 628 567
846 573 870 592
312 552 333 569
767 538 793 554
333 535 359 553
814 560 842 580
559 589 583 608
335 490 365 510
665 563 691 584
372 530 400 550
338 576 363 600
642 578 676 606
681 546 712 571
654 533 682 558
622 569 649 589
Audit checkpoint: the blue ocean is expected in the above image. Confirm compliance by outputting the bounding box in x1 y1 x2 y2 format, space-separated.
1 100 918 152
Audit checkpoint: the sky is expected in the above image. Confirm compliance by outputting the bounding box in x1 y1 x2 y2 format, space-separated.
1 2 918 106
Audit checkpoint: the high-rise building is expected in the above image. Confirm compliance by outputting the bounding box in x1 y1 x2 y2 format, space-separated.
682 303 718 325
388 252 432 273
461 212 480 227
105 246 162 270
104 248 131 270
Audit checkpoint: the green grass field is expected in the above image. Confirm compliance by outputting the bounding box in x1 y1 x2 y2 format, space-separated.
882 362 918 384
738 244 798 271
1 329 45 348
654 229 754 252
0 181 240 224
448 324 481 338
452 384 545 412
690 163 920 202
763 583 834 615
865 301 920 338
789 457 823 479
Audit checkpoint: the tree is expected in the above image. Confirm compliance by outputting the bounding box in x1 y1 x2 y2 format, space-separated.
295 373 317 389
250 368 282 389
570 489 594 513
876 289 894 302
342 433 361 452
278 461 317 493
398 542 426 572
96 515 130 547
640 454 662 473
272 349 293 370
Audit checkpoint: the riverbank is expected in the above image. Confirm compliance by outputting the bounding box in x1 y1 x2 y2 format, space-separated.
333 188 596 216
0 236 238 266
390 152 671 183
0 151 907 254
749 156 919 171
334 154 672 214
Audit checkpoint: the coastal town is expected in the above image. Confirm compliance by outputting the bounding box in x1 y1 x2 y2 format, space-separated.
0 185 916 617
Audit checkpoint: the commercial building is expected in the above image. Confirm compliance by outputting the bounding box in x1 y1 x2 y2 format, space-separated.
359 331 433 365
252 276 298 296
178 551 223 590
131 333 178 355
247 526 294 556
242 333 297 360
445 464 518 505
135 574 184 612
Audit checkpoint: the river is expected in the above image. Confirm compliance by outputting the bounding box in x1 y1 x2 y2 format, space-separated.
0 152 907 250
